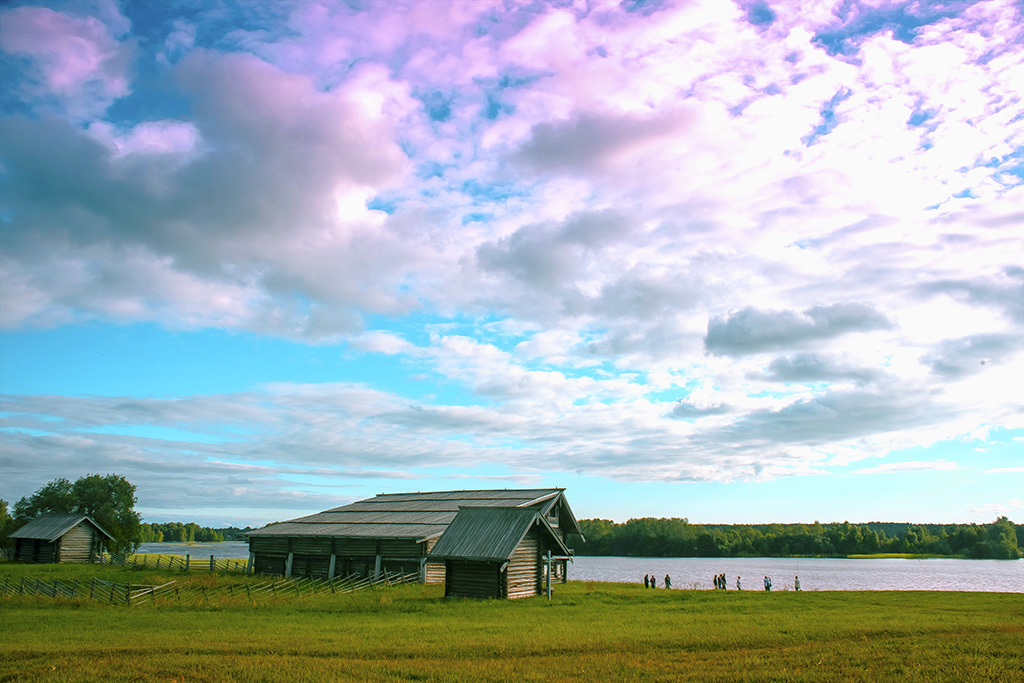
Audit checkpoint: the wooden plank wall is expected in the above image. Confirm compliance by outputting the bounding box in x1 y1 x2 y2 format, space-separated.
446 560 501 599
59 523 95 563
506 531 541 599
15 539 59 563
423 538 446 584
249 536 427 579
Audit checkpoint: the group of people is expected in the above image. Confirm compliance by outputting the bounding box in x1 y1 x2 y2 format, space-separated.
643 573 672 589
642 573 802 591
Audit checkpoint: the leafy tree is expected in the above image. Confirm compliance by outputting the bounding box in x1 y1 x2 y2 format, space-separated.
0 499 15 549
13 478 76 522
12 474 142 554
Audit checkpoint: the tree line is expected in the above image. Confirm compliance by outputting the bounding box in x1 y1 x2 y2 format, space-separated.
139 522 252 543
573 517 1022 559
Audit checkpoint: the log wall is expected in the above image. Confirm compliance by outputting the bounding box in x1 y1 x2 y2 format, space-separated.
58 523 96 563
249 536 429 579
445 560 501 599
505 531 541 599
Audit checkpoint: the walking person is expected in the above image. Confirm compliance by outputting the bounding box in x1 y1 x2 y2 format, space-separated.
665 574 672 590
736 576 741 591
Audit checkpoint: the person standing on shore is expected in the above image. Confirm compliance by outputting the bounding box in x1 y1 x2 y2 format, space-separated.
736 576 741 591
764 575 772 591
795 576 801 591
644 574 649 589
650 573 656 588
665 574 672 590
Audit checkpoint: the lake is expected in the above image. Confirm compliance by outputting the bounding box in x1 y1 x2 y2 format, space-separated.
135 543 1023 592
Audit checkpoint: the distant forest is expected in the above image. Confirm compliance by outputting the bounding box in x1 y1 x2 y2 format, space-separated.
573 517 1022 560
139 523 251 544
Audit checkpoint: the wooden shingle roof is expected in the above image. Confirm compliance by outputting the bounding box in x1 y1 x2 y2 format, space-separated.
427 506 570 562
9 513 114 542
247 488 579 542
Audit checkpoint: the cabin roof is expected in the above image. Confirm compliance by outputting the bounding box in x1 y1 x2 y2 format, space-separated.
247 488 581 541
427 506 571 562
9 513 114 542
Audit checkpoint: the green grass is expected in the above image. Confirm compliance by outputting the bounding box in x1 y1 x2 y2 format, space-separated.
2 564 1022 682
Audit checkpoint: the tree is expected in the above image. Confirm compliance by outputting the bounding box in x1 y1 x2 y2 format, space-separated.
13 478 75 523
0 499 15 549
12 474 142 554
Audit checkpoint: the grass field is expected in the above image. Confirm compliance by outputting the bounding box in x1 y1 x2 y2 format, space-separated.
2 564 1022 682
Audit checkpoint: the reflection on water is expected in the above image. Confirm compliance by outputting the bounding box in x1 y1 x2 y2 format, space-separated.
570 556 1024 592
137 543 1023 592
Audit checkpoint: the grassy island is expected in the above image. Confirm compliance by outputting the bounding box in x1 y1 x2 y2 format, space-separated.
1 564 1022 682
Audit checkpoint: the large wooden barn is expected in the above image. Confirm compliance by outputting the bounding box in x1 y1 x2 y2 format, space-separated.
9 513 113 564
246 488 582 584
428 506 572 599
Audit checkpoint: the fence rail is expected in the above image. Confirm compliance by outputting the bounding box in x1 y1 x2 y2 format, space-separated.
0 570 419 607
100 552 249 573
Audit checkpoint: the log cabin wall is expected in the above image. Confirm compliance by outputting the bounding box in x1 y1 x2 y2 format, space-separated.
249 536 427 578
15 539 58 563
505 531 541 599
446 560 501 599
58 523 96 563
423 537 446 584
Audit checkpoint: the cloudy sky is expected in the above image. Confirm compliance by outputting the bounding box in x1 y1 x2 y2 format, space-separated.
1 0 1022 529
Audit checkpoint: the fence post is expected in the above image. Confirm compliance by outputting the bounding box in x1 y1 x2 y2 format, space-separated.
20 577 26 595
186 554 190 571
90 577 96 600
109 583 116 602
126 583 131 606
210 555 214 572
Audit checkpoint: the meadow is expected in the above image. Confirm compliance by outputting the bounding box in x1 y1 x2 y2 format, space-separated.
1 563 1022 682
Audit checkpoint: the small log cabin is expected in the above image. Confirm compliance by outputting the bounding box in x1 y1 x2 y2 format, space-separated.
428 506 572 599
9 513 113 563
246 488 583 583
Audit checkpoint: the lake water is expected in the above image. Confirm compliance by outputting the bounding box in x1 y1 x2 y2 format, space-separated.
570 556 1023 593
135 543 1023 592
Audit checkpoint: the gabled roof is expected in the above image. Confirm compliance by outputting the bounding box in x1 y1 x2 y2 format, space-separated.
247 488 580 541
9 513 114 542
427 506 570 562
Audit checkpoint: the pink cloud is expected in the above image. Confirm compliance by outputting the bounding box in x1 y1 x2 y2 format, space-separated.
0 5 134 116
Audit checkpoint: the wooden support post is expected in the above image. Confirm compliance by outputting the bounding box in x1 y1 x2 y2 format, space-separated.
374 554 382 578
247 552 255 575
185 554 190 571
90 577 96 600
285 552 294 578
328 554 336 580
546 550 552 601
126 584 131 606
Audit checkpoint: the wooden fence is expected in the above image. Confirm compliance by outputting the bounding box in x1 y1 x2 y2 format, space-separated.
101 552 249 573
0 571 420 607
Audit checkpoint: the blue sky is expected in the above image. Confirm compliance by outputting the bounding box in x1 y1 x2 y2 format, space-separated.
1 0 1022 528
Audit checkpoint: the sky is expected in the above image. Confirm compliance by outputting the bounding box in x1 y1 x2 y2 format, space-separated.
1 0 1022 530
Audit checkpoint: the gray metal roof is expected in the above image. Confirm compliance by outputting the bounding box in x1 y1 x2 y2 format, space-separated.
9 513 114 542
427 506 570 562
247 488 576 541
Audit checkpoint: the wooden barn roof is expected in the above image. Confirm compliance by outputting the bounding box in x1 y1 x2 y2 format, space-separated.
427 506 570 562
247 488 581 541
9 513 114 542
